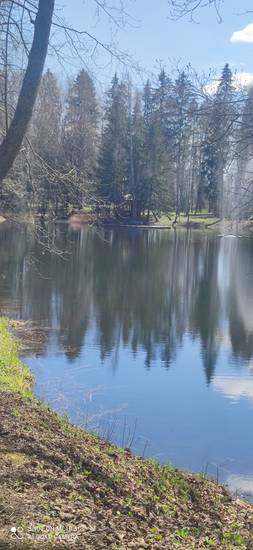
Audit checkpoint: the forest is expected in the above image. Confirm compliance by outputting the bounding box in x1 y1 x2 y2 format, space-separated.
1 62 253 224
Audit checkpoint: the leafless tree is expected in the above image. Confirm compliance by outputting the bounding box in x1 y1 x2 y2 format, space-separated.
0 1 55 185
0 0 138 188
168 1 224 21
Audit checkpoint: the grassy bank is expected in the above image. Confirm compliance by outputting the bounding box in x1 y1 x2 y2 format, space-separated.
69 210 237 233
0 319 253 549
158 211 221 229
69 209 221 229
0 317 33 398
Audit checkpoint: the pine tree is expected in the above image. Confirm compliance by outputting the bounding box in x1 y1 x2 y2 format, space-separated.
30 69 62 214
154 69 174 140
171 70 195 217
200 63 236 216
62 69 98 208
236 86 253 218
131 90 146 216
141 77 173 219
97 74 129 209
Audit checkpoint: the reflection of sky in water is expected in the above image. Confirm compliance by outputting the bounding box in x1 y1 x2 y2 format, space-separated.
227 474 253 500
1 225 253 499
214 375 253 403
25 334 253 500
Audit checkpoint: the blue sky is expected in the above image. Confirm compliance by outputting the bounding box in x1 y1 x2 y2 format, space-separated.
54 0 253 84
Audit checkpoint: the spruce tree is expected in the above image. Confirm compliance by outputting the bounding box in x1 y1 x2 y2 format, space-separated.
30 69 62 214
236 86 253 218
141 77 173 219
130 91 146 217
200 63 236 216
62 69 98 208
97 74 129 209
171 70 195 216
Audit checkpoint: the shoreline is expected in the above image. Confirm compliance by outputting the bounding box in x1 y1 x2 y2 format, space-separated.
68 213 253 237
1 211 253 238
0 318 253 548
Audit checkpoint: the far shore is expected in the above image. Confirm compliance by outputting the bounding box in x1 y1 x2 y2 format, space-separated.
68 211 253 237
1 211 252 238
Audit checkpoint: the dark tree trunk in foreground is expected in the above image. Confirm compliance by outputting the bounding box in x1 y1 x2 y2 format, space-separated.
0 0 55 185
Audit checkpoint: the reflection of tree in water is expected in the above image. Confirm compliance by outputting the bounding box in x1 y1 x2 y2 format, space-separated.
0 223 88 358
1 224 253 377
226 240 253 364
0 223 28 316
189 239 221 383
92 229 198 368
52 228 94 361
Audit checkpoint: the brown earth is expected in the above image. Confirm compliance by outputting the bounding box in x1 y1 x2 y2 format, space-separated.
0 391 253 549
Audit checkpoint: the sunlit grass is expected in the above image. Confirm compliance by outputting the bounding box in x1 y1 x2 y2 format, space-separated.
0 451 29 465
0 316 34 398
158 211 220 227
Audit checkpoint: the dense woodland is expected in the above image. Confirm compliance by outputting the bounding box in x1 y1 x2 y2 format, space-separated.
1 62 253 222
0 0 253 224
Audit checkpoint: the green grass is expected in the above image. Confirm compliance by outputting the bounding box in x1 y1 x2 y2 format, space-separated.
0 316 34 398
81 206 93 213
158 211 220 227
0 451 29 465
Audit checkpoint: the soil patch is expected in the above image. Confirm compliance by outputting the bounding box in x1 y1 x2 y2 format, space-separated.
0 392 253 549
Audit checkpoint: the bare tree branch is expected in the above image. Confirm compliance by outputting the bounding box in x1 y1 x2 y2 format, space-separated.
0 0 55 185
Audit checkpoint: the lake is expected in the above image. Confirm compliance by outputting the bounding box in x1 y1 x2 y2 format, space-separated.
1 222 253 499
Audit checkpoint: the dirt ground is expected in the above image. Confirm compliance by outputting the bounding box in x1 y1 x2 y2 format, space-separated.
0 391 253 549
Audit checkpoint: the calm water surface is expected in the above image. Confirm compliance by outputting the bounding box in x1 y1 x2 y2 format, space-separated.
1 222 253 498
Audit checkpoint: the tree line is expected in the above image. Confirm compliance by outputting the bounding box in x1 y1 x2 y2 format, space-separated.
1 63 253 222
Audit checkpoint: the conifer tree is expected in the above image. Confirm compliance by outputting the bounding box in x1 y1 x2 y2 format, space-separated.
235 86 253 218
141 77 173 219
62 69 98 208
30 69 62 214
171 70 195 217
200 63 236 215
131 91 146 216
97 74 129 209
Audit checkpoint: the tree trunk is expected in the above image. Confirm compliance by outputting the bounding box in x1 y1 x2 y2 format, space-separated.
0 0 55 185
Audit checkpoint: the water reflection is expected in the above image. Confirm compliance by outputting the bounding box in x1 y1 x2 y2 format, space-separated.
214 376 253 402
1 223 253 493
1 223 253 377
227 474 253 499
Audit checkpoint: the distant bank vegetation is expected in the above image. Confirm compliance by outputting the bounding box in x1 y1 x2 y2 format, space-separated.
1 63 253 226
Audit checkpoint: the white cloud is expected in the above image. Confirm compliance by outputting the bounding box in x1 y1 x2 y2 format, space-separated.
213 375 253 401
231 23 253 44
204 72 253 94
227 474 253 498
234 71 253 88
